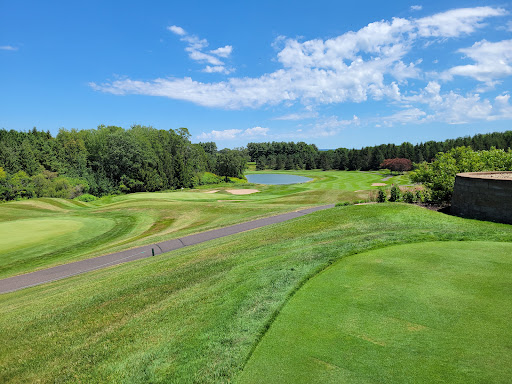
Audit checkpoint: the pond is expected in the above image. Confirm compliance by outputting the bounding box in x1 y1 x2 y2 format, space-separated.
245 173 313 185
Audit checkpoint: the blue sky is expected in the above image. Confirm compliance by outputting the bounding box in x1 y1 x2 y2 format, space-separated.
1 1 512 149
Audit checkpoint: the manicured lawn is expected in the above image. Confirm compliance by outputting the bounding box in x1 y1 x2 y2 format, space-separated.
1 204 511 383
0 170 406 278
239 241 512 383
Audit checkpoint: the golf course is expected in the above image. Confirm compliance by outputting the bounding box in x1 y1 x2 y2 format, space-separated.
1 169 511 383
0 170 393 279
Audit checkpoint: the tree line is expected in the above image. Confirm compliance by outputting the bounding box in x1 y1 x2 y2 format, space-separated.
247 130 512 171
2 125 512 202
0 126 247 201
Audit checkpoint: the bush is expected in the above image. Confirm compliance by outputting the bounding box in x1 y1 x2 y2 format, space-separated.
410 146 512 204
377 189 386 203
389 185 401 202
227 176 248 184
74 193 97 202
403 191 415 204
380 158 413 174
336 201 351 207
199 172 222 185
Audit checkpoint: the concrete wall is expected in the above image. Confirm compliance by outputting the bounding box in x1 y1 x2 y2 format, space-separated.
451 172 512 224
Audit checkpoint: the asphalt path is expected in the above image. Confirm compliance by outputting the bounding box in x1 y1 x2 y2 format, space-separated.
0 204 334 294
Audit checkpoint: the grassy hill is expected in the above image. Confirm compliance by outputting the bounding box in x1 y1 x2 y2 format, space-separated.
0 170 400 278
240 241 512 383
1 203 511 383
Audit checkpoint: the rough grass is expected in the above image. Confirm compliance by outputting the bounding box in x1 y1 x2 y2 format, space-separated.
0 170 407 278
239 241 512 383
1 204 511 383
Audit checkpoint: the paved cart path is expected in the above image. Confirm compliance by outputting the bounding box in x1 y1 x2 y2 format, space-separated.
0 205 334 294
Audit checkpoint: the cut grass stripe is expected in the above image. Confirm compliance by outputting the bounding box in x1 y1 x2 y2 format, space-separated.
239 241 512 384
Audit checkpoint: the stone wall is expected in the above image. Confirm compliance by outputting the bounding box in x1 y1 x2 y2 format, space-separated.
451 172 512 224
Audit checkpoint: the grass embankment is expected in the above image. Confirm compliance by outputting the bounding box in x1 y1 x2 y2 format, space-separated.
240 241 512 383
0 170 401 278
1 204 511 383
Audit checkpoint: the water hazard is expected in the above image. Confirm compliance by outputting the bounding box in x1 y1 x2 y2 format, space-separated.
245 174 312 185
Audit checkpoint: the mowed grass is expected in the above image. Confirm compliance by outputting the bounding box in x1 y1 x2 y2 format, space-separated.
0 170 403 278
1 204 512 383
239 241 512 384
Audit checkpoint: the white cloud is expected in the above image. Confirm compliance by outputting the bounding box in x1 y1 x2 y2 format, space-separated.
0 45 18 51
210 45 232 58
416 7 506 38
273 111 318 120
168 26 232 73
403 81 499 123
308 115 360 137
167 25 186 36
197 126 269 140
93 7 507 114
411 5 422 11
444 39 512 86
198 129 241 140
380 108 427 126
203 65 233 74
244 126 269 136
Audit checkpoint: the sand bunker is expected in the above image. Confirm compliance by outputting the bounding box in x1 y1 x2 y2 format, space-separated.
225 189 260 195
203 190 219 194
371 183 387 187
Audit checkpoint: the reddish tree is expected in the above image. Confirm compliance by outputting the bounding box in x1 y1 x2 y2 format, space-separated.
380 158 413 174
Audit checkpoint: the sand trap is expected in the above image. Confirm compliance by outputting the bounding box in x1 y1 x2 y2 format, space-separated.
371 183 387 187
225 189 260 195
203 190 219 194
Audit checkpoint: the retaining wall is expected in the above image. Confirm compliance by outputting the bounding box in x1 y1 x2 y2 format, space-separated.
451 172 512 224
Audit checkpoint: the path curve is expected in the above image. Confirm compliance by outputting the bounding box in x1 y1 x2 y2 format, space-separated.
0 205 334 294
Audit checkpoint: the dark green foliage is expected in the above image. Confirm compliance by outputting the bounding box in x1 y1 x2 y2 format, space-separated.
411 146 512 204
74 193 97 202
215 149 247 179
377 189 386 203
255 156 266 171
389 185 401 202
402 191 415 204
335 201 351 206
247 130 512 171
0 126 223 201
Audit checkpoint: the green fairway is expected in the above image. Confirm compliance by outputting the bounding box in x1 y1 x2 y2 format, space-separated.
1 204 512 383
239 241 512 383
0 216 115 278
0 218 86 250
0 170 404 278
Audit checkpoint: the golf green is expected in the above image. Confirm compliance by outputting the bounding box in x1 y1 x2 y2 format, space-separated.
239 241 512 383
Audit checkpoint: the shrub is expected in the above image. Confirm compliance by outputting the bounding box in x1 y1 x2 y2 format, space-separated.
336 201 351 207
74 193 97 202
377 189 386 203
389 185 401 202
200 172 222 185
403 191 415 204
227 176 248 184
380 158 413 174
409 146 512 204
